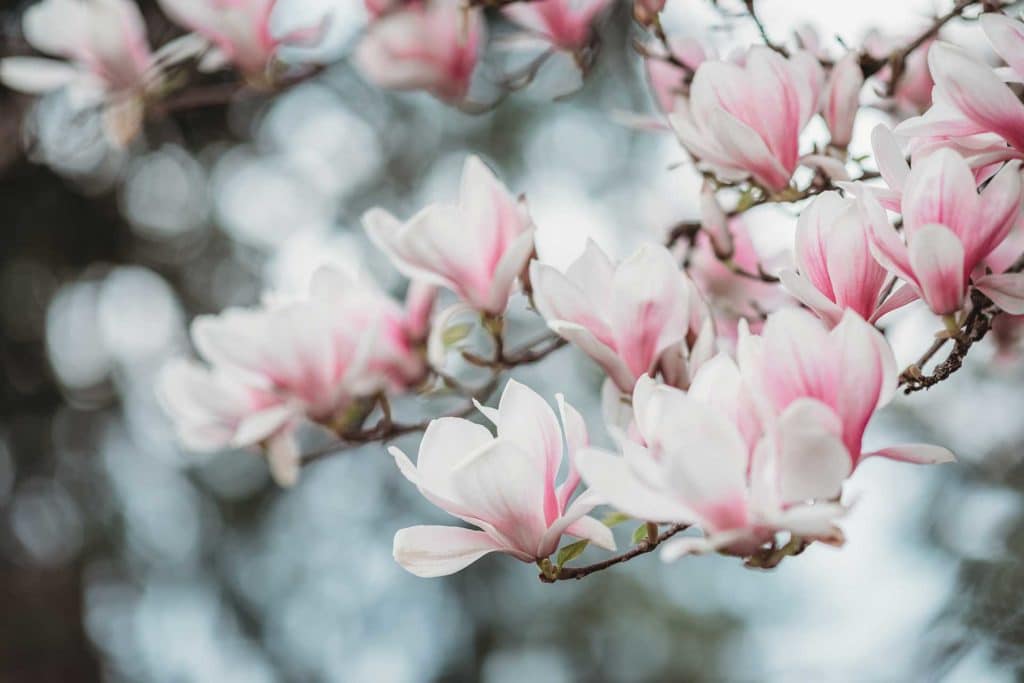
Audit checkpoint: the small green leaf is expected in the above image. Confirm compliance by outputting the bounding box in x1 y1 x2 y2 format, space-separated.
631 524 650 544
555 539 589 567
601 511 632 528
442 323 472 347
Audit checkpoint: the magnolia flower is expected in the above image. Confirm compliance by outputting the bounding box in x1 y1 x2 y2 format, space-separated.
862 149 1024 315
355 0 484 102
530 241 693 393
364 156 535 316
391 380 615 577
739 308 956 468
577 365 849 560
670 46 824 191
896 33 1024 157
0 0 157 98
821 52 864 149
502 0 610 53
157 0 327 78
780 191 916 326
159 267 427 486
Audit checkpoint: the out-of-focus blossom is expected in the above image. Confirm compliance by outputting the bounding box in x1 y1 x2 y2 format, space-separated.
863 30 934 113
780 191 915 326
862 149 1024 315
157 0 328 79
670 46 824 191
530 241 693 393
821 52 863 149
391 379 615 577
645 37 709 114
159 267 427 487
1 0 156 97
364 0 404 18
577 366 848 560
502 0 610 53
739 308 956 468
0 0 168 142
364 156 535 316
683 187 789 342
355 0 484 102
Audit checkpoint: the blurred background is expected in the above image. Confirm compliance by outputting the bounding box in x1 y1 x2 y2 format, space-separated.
2 0 1024 680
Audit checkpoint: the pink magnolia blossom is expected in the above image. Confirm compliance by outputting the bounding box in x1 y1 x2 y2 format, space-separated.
530 241 694 393
896 34 1024 157
364 155 535 316
391 379 615 577
780 191 916 326
156 0 327 77
577 364 849 560
862 149 1024 315
670 46 824 191
821 51 864 149
355 0 484 102
0 0 158 99
502 0 610 53
738 308 956 469
159 267 428 486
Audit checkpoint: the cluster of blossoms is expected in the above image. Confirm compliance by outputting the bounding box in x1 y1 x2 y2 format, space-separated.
8 1 1024 582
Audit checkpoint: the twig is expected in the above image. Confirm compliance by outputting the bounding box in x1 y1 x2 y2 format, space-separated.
299 331 568 465
538 523 690 582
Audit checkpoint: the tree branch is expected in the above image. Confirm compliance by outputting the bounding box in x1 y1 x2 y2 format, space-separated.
538 523 690 582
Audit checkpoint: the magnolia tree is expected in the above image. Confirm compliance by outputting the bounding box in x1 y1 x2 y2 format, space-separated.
6 0 1024 584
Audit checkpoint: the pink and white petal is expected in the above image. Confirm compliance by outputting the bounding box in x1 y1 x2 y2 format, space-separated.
415 417 496 503
779 269 844 327
555 394 587 509
659 529 752 562
232 403 298 448
972 161 1023 266
393 525 507 577
900 148 978 240
530 260 613 343
767 503 846 538
981 14 1024 82
565 514 617 551
870 282 919 323
484 228 535 315
928 42 1024 152
0 57 80 93
575 447 695 523
870 124 909 192
773 398 851 502
450 438 549 556
860 192 915 284
908 224 967 315
831 311 890 454
864 443 956 464
975 272 1024 314
495 379 563 522
538 490 615 556
548 321 636 392
564 239 616 302
265 429 301 488
363 207 462 293
608 244 690 380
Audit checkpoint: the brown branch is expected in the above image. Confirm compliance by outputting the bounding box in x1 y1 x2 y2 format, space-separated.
858 0 1005 89
299 331 568 466
538 523 690 582
900 253 1024 393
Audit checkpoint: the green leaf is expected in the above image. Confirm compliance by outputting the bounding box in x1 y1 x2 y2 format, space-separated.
555 539 589 567
601 511 632 528
442 323 472 347
631 524 650 544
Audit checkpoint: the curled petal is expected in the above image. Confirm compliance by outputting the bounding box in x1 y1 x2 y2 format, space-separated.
393 525 506 577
